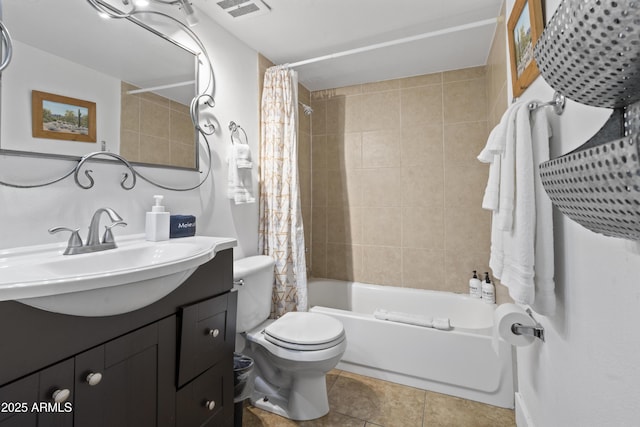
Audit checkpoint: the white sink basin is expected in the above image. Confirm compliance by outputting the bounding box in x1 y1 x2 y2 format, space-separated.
0 234 236 316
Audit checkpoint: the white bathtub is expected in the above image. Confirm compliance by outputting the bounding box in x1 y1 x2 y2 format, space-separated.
308 278 514 408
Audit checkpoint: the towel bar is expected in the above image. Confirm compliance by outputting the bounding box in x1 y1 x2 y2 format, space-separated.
527 92 566 115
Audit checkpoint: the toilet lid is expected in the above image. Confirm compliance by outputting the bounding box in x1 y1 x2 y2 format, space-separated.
264 312 345 351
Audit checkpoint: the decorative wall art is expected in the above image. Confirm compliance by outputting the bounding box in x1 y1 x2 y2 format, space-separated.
32 90 96 143
507 0 544 98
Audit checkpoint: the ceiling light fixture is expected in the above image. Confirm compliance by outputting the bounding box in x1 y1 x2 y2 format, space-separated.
119 0 197 26
176 0 198 27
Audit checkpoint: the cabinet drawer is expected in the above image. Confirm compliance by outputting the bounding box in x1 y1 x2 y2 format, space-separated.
176 360 233 427
177 292 237 387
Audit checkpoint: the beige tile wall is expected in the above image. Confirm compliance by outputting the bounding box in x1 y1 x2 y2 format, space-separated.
487 2 508 130
258 12 509 300
120 82 196 169
485 1 511 303
308 67 492 294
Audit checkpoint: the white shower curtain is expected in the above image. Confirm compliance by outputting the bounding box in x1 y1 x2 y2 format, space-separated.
258 65 308 317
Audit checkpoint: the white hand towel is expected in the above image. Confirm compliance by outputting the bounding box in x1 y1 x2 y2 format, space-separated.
478 101 522 162
235 143 253 169
482 154 501 211
495 104 524 231
485 102 556 312
499 105 536 304
478 102 523 214
530 109 556 316
478 125 501 163
495 105 556 312
489 104 529 281
227 143 255 204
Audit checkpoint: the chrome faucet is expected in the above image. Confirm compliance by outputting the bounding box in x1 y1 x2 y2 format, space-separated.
86 207 125 248
49 207 127 255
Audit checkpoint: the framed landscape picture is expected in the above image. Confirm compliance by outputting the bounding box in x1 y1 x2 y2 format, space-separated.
507 0 544 98
32 90 96 143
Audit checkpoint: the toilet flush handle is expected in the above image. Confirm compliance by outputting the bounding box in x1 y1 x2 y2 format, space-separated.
233 279 244 287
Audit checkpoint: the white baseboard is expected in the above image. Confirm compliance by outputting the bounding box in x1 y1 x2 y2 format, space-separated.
515 392 535 427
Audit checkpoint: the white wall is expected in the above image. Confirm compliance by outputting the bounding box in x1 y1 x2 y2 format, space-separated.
504 1 640 426
0 10 260 259
2 40 121 155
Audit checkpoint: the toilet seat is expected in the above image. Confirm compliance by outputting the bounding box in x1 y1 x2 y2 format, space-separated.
263 312 345 351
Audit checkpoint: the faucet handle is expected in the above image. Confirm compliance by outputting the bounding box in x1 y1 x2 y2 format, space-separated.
49 227 83 253
102 221 127 244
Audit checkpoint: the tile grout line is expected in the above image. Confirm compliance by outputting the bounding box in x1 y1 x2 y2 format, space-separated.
440 78 447 290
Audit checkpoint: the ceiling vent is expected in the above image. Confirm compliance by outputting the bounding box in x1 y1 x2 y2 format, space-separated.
216 0 271 19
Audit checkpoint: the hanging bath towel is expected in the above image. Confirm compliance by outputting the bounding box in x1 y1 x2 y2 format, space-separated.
479 105 556 315
227 141 255 204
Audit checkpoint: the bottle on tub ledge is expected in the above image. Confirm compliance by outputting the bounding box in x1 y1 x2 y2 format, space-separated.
469 270 482 298
481 272 496 304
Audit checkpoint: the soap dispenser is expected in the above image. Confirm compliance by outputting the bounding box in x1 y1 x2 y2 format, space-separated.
481 272 496 304
145 195 170 241
469 270 481 298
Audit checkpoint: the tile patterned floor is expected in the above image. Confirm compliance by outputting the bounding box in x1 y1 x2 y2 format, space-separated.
242 369 516 427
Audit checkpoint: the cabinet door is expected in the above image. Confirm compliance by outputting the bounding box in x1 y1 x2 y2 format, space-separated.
0 374 37 427
73 319 175 427
37 358 74 427
0 358 74 427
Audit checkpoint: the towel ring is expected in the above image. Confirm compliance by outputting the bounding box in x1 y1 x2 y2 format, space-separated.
229 121 248 145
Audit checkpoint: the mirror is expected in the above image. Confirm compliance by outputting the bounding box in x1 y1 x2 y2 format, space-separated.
1 0 199 170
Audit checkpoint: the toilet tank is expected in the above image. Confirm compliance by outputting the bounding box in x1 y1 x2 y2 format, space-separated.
234 255 275 333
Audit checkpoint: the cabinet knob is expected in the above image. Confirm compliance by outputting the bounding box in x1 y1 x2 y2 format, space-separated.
51 388 71 403
208 329 220 338
86 372 103 386
204 400 216 411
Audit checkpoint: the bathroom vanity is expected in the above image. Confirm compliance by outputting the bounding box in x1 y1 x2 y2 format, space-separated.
0 248 236 427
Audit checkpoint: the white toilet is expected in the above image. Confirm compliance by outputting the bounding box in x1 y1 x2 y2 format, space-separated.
233 255 346 421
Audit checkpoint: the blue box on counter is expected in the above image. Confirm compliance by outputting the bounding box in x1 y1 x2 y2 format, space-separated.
170 215 196 238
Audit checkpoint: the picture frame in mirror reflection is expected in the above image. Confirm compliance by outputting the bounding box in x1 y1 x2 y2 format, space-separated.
31 90 97 143
507 0 544 98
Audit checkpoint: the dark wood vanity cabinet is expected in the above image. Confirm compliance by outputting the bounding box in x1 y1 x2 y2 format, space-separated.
0 248 236 427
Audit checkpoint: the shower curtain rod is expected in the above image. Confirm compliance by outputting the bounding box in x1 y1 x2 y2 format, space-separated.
286 17 499 69
126 80 195 95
